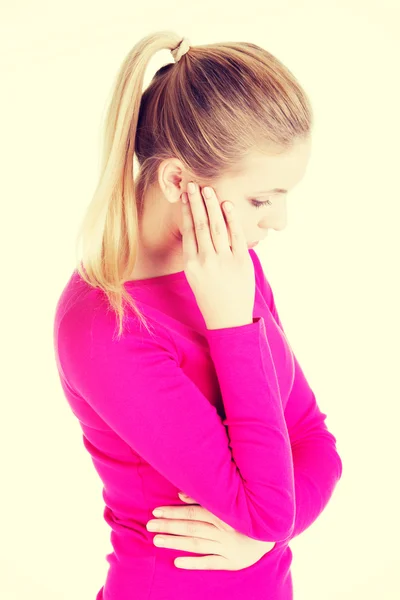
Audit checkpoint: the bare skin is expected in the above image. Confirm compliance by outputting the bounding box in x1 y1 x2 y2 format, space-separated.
129 137 312 281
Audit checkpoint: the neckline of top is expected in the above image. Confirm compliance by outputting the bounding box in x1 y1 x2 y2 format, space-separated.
123 269 187 286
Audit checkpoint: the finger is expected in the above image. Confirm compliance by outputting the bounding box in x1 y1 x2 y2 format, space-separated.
151 517 222 540
175 555 233 570
186 182 216 256
222 201 247 256
178 492 197 503
180 192 198 260
200 186 231 253
155 504 211 525
153 533 222 556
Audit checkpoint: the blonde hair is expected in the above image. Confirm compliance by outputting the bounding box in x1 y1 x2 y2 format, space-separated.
75 30 314 341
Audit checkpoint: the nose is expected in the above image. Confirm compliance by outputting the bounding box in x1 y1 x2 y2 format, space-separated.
265 218 287 233
261 199 287 232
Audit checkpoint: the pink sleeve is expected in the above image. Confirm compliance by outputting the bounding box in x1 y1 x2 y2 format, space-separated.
249 250 343 543
58 305 295 544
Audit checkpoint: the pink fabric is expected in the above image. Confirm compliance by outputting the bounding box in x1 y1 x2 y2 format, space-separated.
53 249 342 599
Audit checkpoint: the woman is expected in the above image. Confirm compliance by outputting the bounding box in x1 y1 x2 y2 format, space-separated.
53 30 343 599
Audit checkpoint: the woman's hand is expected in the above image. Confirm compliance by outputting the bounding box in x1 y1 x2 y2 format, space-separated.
146 492 276 571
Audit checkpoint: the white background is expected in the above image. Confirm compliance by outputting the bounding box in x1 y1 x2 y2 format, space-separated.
1 1 399 598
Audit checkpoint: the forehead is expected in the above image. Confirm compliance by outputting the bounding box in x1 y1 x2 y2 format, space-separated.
240 138 312 186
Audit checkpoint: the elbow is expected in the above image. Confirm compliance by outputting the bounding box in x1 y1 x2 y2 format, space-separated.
274 490 296 540
267 513 295 543
278 518 295 542
250 495 296 543
224 490 295 543
254 516 295 544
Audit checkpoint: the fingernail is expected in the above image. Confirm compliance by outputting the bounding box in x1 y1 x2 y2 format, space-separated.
203 187 212 198
224 202 232 213
153 509 163 517
188 182 196 194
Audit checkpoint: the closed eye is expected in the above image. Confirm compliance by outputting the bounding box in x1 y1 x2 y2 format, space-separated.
251 198 272 209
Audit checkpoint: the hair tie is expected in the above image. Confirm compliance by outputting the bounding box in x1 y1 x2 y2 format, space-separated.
171 37 191 63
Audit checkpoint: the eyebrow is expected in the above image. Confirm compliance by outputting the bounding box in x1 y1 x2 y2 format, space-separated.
254 188 288 194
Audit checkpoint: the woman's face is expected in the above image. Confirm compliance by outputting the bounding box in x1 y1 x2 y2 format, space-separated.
132 137 312 279
207 137 313 247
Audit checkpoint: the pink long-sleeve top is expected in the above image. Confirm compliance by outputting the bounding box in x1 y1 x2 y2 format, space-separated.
53 248 343 600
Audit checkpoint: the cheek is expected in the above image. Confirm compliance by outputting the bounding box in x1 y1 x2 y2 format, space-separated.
227 206 258 240
256 212 270 225
240 216 252 236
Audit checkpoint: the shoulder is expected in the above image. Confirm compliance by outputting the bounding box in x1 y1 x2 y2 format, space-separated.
57 274 180 367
